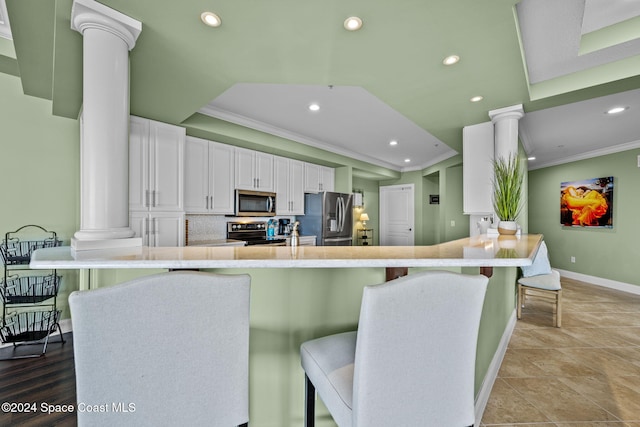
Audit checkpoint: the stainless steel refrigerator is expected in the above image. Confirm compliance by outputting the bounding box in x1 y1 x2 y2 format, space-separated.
298 192 353 246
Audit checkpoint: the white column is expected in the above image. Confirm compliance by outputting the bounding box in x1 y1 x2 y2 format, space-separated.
488 104 524 161
70 0 142 250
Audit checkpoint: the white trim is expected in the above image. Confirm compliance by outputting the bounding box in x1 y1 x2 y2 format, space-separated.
556 268 640 296
474 309 517 426
528 139 640 170
0 318 72 349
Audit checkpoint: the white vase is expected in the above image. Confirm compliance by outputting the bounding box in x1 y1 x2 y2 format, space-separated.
497 220 518 235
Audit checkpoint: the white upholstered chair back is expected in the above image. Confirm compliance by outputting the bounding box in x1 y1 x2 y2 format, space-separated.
351 271 488 426
69 271 251 427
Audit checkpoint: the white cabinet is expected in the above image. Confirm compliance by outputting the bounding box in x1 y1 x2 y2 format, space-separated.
303 163 334 193
130 211 185 247
235 147 274 192
129 116 185 212
275 156 305 215
463 121 494 214
184 137 235 214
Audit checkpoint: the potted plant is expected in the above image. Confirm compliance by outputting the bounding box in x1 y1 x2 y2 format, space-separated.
492 154 524 235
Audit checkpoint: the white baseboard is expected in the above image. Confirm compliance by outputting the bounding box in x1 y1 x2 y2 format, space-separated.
556 269 640 296
474 309 517 427
0 318 72 349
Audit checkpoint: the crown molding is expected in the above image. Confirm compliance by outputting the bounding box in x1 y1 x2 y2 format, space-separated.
528 138 640 170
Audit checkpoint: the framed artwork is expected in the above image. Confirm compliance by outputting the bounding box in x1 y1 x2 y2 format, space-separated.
560 177 613 228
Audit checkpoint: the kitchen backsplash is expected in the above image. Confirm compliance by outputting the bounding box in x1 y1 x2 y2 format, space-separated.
186 215 229 242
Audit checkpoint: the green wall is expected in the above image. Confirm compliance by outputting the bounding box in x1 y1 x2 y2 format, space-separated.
0 72 80 318
423 172 440 244
352 176 380 245
528 148 640 287
444 164 470 241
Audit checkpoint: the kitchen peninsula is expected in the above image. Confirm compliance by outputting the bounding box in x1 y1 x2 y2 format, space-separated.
31 234 542 271
30 234 542 427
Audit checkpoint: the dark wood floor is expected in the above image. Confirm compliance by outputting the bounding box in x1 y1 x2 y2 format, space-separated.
0 333 76 426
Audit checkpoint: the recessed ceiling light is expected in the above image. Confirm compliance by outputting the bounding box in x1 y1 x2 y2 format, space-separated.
527 156 536 161
201 12 221 27
442 55 460 65
470 95 484 102
404 158 411 163
344 17 363 31
308 103 320 112
605 106 628 115
389 140 398 146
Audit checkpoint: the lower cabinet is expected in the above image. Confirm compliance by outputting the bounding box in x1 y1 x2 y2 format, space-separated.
130 211 185 247
286 235 316 246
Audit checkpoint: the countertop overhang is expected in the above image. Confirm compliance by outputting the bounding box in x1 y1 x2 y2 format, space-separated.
30 234 542 270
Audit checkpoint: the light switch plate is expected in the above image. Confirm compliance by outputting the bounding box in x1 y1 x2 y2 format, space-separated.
637 154 640 168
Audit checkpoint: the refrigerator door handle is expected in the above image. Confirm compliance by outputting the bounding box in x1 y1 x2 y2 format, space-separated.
339 197 345 232
337 197 343 232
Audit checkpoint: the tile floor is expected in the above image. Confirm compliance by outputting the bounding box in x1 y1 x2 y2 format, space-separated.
481 277 640 427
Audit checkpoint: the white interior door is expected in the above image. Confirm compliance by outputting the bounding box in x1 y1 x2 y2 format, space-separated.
380 184 415 246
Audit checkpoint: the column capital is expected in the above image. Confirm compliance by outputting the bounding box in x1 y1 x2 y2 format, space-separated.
71 0 142 50
488 104 524 124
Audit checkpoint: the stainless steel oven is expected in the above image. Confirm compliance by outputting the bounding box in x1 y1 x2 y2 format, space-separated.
227 221 286 246
235 190 276 217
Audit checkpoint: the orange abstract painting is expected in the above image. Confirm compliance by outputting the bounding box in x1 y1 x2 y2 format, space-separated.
561 177 613 228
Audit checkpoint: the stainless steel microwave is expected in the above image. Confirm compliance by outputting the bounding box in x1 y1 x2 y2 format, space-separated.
235 190 276 217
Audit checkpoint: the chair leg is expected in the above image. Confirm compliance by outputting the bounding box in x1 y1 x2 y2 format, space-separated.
555 289 562 328
305 374 316 427
517 284 523 319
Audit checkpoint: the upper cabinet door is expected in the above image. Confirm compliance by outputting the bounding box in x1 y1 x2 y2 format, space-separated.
254 151 274 192
304 163 334 193
129 117 150 211
149 121 185 211
235 147 256 190
275 157 305 215
320 166 334 193
303 163 321 193
210 142 235 214
235 147 274 192
129 117 185 212
274 156 290 215
184 136 210 214
289 159 305 214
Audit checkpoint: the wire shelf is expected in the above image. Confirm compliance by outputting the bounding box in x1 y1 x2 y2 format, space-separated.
1 229 61 266
1 274 61 304
0 310 61 344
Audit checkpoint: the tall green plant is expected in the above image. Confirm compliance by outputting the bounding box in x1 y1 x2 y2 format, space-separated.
492 154 524 221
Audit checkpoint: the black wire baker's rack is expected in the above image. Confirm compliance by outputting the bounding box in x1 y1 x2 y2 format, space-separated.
1 225 65 359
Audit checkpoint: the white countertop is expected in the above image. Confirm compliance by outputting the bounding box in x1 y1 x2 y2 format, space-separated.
30 234 542 270
187 239 246 247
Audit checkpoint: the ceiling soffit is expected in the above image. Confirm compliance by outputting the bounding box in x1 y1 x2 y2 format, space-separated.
515 0 640 100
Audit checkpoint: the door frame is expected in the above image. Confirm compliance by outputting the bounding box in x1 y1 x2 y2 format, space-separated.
379 183 415 246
